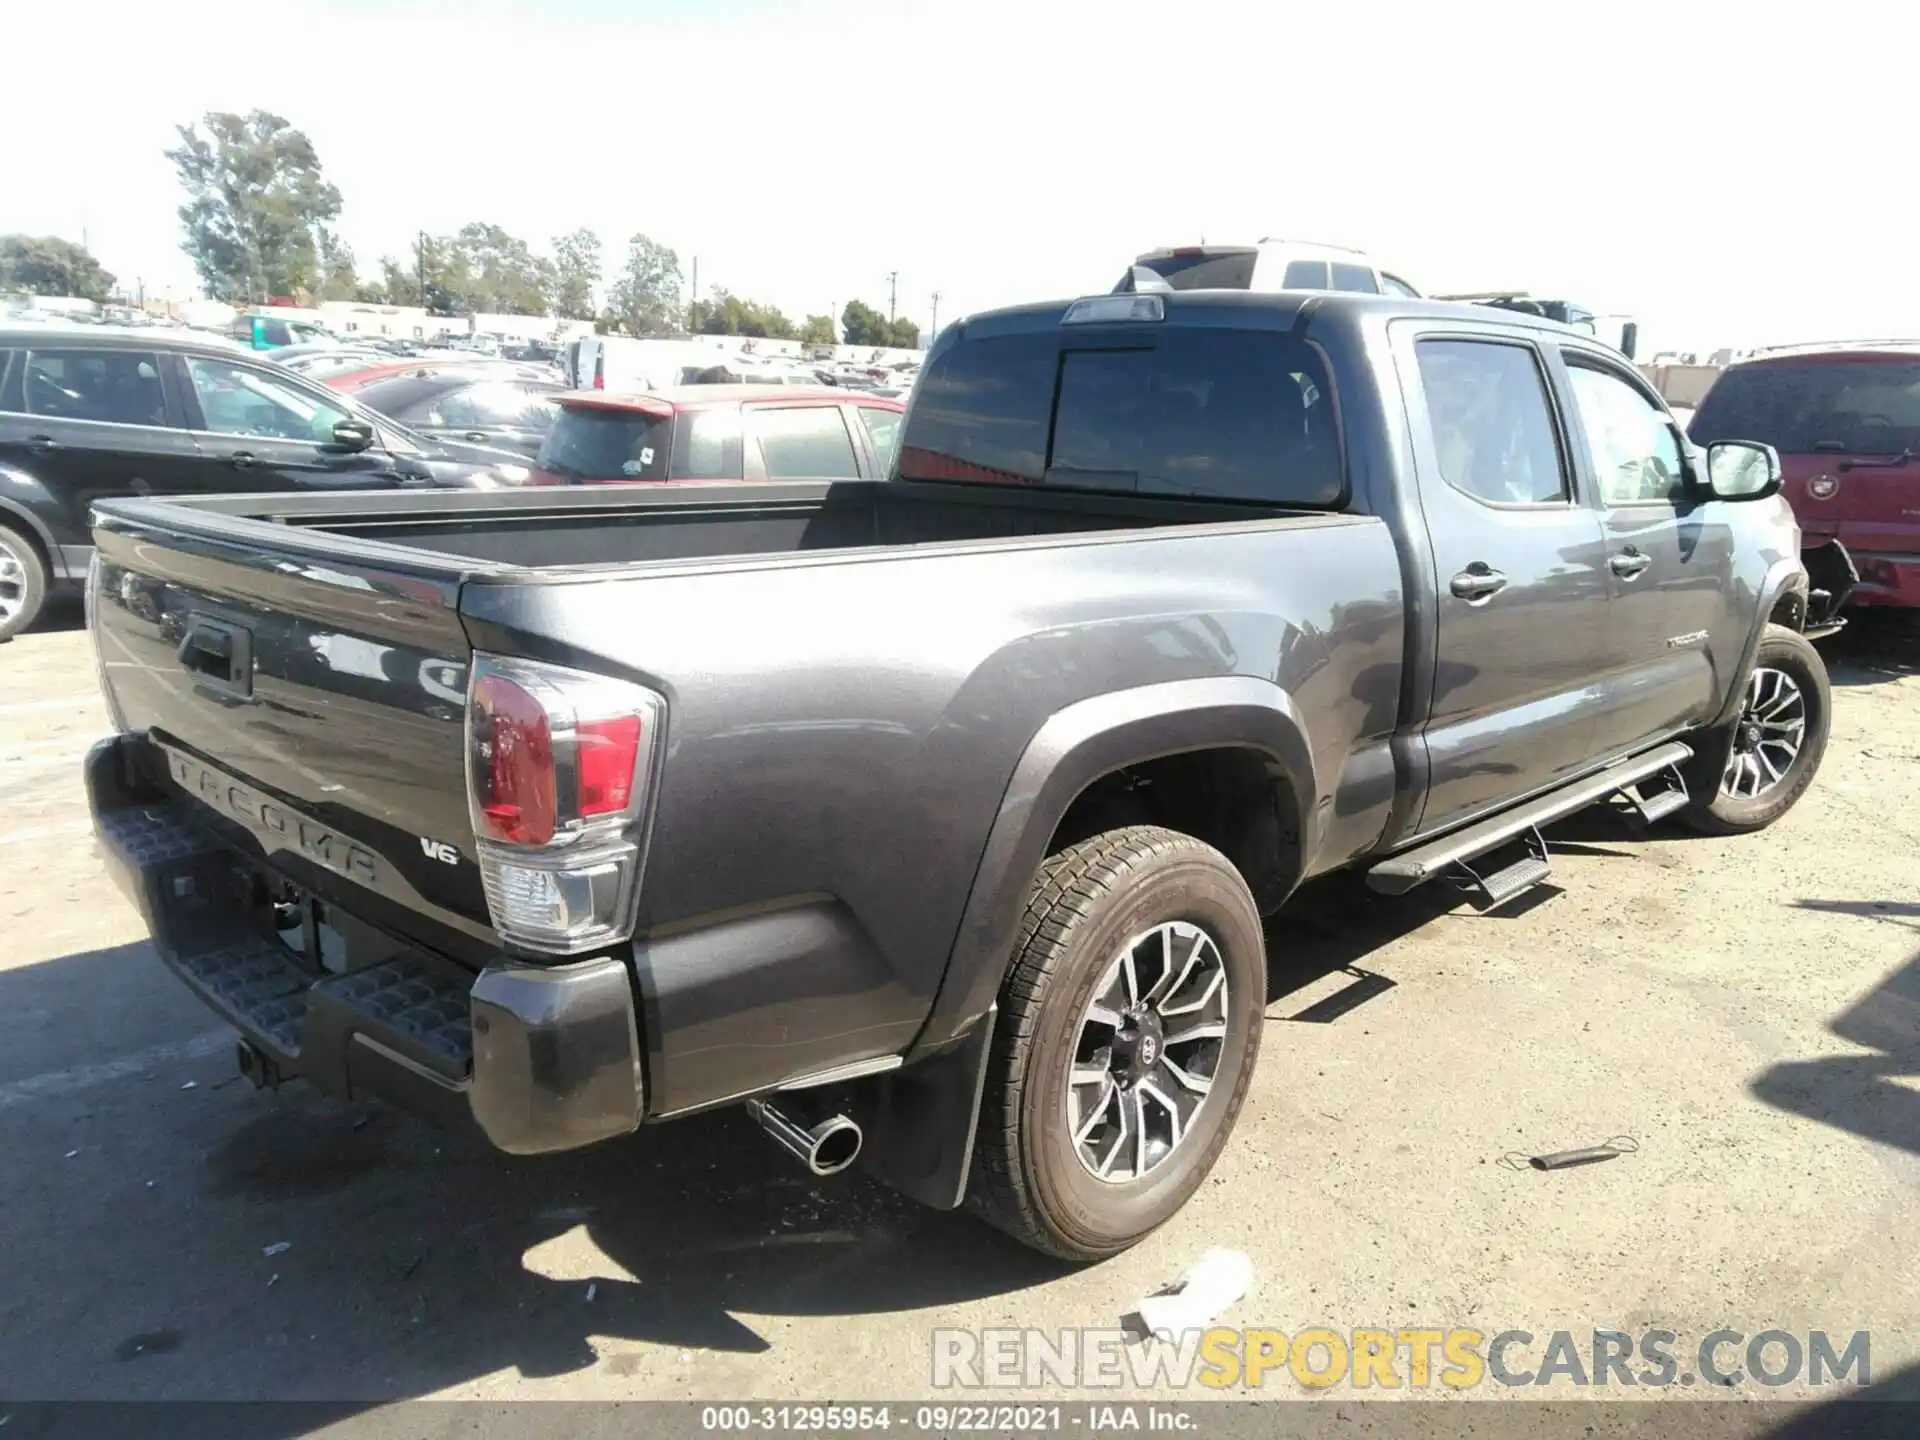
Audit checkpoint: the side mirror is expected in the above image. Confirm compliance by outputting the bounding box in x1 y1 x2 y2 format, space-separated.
1705 439 1781 500
329 419 375 453
1619 321 1639 361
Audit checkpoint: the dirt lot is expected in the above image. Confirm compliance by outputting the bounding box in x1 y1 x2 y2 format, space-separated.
2 602 1917 1420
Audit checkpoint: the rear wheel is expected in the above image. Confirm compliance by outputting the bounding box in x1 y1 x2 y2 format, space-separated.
1681 624 1830 834
0 524 48 642
967 826 1265 1261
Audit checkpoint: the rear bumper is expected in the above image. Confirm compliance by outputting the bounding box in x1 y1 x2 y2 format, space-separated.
1844 551 1920 608
86 735 643 1154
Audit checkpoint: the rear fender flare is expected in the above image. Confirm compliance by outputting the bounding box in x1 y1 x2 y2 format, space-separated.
908 675 1317 1062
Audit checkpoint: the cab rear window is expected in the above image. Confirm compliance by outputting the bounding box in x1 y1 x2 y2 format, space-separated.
1690 359 1920 456
898 328 1342 506
537 406 673 481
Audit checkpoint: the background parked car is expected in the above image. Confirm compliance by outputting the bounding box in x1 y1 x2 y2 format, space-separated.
323 355 550 393
533 385 904 485
228 312 337 350
0 325 532 637
1115 238 1420 297
353 373 566 458
1690 341 1920 612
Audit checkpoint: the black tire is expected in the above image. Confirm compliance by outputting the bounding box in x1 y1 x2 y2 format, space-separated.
967 826 1265 1261
1680 624 1830 835
0 523 49 642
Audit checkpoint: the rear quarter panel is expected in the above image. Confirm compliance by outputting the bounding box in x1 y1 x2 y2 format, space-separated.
459 516 1405 1113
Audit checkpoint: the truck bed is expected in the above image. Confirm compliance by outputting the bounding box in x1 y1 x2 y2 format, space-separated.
164 479 1299 572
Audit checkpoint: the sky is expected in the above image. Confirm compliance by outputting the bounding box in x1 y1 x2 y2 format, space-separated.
7 0 1914 354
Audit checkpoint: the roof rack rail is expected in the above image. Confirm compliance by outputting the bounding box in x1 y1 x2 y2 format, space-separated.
1253 237 1370 254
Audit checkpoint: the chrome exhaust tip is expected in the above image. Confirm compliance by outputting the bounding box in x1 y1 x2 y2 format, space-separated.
745 1098 863 1176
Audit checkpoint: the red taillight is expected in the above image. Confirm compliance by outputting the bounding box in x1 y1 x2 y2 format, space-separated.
577 714 642 816
472 671 558 845
465 654 666 955
593 355 605 389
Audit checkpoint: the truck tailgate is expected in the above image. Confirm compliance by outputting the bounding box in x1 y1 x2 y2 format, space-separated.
90 499 500 963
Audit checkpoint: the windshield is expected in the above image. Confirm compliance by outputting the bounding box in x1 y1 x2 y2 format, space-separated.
1690 359 1920 455
536 406 674 480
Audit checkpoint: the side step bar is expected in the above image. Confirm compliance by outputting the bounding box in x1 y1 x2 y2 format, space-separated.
1367 741 1693 897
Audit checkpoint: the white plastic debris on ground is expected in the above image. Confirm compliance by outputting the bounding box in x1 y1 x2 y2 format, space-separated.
1131 1249 1253 1339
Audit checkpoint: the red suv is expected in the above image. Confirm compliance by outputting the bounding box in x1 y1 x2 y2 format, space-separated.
1690 344 1919 611
531 385 904 485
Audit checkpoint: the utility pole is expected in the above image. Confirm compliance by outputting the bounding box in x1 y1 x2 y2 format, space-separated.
416 230 427 308
689 255 699 333
930 290 941 341
887 270 898 325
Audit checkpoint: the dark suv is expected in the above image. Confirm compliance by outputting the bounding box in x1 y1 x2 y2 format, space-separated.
0 325 533 638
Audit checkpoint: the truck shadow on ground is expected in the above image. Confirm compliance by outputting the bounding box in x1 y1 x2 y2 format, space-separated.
1748 940 1920 1161
1 877 1491 1404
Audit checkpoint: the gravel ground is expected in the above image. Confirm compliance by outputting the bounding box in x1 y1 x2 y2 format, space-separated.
2 603 1915 1426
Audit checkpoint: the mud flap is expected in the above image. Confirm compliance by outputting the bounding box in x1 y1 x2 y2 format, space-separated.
860 1007 996 1210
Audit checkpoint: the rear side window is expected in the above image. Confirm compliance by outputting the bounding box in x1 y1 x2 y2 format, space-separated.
1689 359 1920 455
1281 260 1330 289
749 405 861 479
674 406 742 480
901 328 1343 506
537 406 672 480
23 349 167 426
858 406 904 472
1416 339 1567 505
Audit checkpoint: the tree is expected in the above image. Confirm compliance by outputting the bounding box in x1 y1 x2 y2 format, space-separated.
797 314 836 347
690 289 796 339
887 317 921 349
315 229 360 302
551 229 602 320
606 233 683 335
165 111 342 302
840 299 889 347
448 222 553 315
0 234 116 301
378 254 421 307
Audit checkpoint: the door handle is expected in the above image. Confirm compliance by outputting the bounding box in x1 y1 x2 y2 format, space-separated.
176 614 253 697
228 451 258 469
462 430 490 443
1610 548 1653 579
26 435 58 453
1450 563 1509 602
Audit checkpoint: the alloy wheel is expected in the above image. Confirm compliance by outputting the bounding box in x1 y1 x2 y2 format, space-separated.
1065 920 1229 1183
1721 665 1807 800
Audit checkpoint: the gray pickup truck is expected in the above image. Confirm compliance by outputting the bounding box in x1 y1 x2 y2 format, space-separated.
86 290 1827 1260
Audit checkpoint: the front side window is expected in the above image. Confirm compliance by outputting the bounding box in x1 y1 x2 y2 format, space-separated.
23 349 167 426
749 405 861 479
185 356 352 442
1416 339 1567 505
1380 273 1420 298
1564 362 1684 505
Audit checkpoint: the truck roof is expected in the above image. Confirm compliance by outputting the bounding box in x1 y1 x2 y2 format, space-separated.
948 289 1588 341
